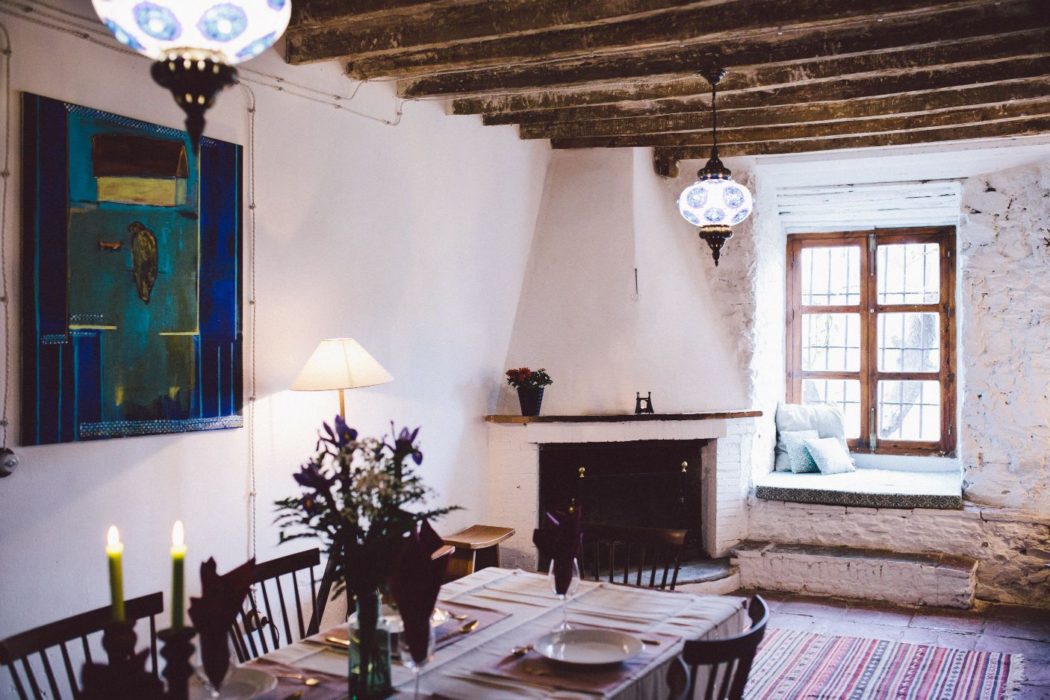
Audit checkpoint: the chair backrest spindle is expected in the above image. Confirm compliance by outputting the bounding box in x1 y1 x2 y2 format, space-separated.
579 525 688 591
0 592 164 700
669 596 769 700
230 548 327 661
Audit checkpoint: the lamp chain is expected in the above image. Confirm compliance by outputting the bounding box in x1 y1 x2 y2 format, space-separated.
710 78 718 154
241 82 259 564
0 23 11 450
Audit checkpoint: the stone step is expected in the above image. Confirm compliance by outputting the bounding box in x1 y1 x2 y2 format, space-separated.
676 568 741 596
677 557 734 585
733 541 978 609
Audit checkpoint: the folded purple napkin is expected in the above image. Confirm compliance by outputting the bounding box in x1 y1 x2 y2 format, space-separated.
532 508 582 595
188 557 255 690
390 521 450 664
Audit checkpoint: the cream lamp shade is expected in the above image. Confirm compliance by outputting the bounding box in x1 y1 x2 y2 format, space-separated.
292 338 393 416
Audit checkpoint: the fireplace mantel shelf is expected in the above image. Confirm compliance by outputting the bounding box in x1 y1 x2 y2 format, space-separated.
485 410 762 425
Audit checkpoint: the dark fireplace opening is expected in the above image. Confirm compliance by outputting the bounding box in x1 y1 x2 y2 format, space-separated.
538 440 706 558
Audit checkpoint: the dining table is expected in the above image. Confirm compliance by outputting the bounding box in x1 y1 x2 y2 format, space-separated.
242 567 748 699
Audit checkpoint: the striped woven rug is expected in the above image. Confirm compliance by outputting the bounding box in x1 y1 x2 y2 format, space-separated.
745 628 1025 699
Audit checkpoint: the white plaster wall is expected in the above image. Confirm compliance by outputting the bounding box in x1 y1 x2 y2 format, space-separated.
501 149 750 416
0 4 550 645
957 161 1050 515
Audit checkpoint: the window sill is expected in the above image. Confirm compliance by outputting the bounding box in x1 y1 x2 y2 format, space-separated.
754 468 963 510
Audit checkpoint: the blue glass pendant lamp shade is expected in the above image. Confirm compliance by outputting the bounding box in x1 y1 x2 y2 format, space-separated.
92 1 292 150
677 67 753 266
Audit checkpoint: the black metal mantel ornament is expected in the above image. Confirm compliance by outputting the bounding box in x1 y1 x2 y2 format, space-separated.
635 392 655 415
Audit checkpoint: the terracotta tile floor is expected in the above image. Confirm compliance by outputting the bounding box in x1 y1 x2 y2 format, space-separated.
757 592 1050 699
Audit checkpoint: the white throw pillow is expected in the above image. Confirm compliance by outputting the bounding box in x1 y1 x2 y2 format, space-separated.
774 403 854 471
804 436 856 475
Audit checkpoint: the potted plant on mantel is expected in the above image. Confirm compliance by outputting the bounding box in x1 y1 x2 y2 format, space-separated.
275 417 457 699
506 367 553 417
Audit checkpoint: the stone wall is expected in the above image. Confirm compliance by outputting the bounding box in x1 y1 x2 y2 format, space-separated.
957 161 1050 514
749 499 1050 607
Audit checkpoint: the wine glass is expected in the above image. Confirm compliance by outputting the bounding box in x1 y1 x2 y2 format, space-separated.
398 623 436 699
548 558 580 632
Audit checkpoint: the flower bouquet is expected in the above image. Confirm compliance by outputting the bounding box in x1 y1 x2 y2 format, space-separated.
275 417 457 698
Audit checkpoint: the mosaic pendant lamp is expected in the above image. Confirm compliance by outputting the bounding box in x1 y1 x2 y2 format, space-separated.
677 66 753 266
92 1 292 150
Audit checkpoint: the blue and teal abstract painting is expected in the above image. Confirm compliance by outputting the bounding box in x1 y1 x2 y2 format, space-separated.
21 93 243 445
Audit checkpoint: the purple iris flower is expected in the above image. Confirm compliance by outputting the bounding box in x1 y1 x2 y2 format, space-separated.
391 425 423 465
293 460 334 492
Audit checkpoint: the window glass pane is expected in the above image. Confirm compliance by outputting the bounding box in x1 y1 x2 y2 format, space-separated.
802 379 861 439
878 313 940 372
877 243 939 304
878 380 940 441
802 313 860 371
801 246 861 306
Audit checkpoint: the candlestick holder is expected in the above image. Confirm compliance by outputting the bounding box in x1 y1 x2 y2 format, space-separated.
102 620 138 666
159 627 198 700
83 621 164 700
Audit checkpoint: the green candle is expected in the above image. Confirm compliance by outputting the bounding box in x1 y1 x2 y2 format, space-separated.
106 525 125 623
171 521 186 629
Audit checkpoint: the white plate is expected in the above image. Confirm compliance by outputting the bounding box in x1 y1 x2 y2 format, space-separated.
217 667 277 698
533 629 644 666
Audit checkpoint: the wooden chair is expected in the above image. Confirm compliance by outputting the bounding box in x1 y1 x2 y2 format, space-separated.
578 524 688 590
229 548 326 662
0 592 163 700
668 596 769 700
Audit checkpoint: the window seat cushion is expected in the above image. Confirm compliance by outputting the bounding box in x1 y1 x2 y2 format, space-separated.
754 468 963 510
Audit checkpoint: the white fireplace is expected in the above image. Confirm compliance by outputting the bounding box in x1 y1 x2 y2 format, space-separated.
484 411 763 570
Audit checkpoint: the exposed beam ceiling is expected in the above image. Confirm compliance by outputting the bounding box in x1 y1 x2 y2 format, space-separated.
286 0 1050 171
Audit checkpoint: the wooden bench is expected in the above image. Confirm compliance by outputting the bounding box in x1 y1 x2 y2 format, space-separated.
443 525 515 580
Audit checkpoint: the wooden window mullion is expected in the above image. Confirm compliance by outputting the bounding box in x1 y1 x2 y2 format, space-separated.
859 230 875 452
939 232 957 455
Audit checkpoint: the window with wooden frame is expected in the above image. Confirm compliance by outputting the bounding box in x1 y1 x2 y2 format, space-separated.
786 226 956 456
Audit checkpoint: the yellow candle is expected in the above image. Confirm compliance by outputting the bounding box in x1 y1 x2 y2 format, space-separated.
171 521 187 629
106 526 125 623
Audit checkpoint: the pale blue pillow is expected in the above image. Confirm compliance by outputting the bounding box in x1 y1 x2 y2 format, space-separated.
781 430 819 473
805 437 856 474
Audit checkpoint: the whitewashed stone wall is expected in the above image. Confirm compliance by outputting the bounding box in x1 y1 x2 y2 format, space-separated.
706 418 758 556
957 161 1050 514
734 541 977 608
749 499 1050 607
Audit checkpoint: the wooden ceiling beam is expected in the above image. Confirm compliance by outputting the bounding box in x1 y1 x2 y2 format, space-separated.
518 78 1050 140
648 117 1050 173
452 29 1049 119
551 106 1050 150
288 0 705 66
480 52 1050 127
326 0 985 78
397 1 1040 96
290 0 442 27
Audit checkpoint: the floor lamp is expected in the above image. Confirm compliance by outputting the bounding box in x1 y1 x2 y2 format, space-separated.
291 338 393 417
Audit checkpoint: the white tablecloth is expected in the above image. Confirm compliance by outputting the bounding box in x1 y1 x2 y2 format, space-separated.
265 568 747 699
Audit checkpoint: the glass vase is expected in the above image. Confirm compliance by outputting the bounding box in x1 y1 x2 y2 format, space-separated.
349 590 393 699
